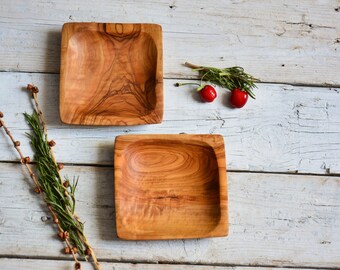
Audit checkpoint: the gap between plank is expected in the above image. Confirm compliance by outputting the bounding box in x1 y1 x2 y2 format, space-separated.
0 160 339 177
0 70 339 89
0 255 338 270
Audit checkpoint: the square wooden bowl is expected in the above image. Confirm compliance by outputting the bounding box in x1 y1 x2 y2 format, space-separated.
114 134 228 240
60 23 163 125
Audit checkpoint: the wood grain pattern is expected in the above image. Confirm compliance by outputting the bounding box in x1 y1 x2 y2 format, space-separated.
0 164 339 267
1 1 340 86
114 134 228 240
0 1 340 268
0 72 339 174
0 258 322 270
60 23 163 125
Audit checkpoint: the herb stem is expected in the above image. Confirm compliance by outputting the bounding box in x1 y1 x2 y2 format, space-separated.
31 90 64 187
0 118 40 190
0 116 81 268
183 62 259 99
27 85 102 270
0 84 102 270
184 62 200 69
174 82 201 87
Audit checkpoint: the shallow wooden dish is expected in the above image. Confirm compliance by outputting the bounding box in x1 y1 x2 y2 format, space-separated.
114 134 228 240
60 22 163 125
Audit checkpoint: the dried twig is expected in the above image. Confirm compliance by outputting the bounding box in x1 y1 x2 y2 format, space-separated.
26 84 101 268
0 114 81 268
0 84 102 270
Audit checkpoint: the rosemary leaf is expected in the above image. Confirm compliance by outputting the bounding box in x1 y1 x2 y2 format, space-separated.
185 62 259 99
24 111 87 255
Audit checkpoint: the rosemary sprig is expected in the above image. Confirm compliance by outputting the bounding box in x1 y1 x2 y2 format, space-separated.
25 111 86 253
0 114 82 269
0 84 102 270
184 62 259 99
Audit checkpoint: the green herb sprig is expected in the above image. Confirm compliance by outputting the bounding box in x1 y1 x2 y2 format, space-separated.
0 84 102 270
24 111 86 254
184 62 259 99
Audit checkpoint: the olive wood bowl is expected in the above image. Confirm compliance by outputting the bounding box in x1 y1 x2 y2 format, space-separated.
114 134 228 240
60 23 163 125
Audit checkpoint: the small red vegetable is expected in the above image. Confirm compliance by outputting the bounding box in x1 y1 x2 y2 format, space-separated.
199 85 217 103
230 88 248 108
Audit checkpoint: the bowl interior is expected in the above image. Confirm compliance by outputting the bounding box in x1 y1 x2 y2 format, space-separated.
60 23 163 125
118 139 221 238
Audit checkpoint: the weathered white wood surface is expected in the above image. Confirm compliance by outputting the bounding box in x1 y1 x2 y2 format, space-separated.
0 163 339 268
0 260 318 270
1 1 340 269
0 1 340 85
0 72 339 174
0 258 320 270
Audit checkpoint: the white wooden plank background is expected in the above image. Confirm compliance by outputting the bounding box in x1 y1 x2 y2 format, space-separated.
0 164 339 268
0 258 320 270
0 72 339 174
0 0 340 269
0 0 339 85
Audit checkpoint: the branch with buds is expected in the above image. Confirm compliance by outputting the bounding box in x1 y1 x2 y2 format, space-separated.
0 84 101 270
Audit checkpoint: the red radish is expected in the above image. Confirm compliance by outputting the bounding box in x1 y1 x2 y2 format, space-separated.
230 88 248 108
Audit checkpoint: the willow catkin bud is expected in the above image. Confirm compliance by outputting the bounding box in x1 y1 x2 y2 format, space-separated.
65 246 71 254
32 87 39 93
21 156 31 164
85 248 92 256
63 231 70 239
27 84 39 93
57 232 64 239
48 140 56 147
34 186 41 194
